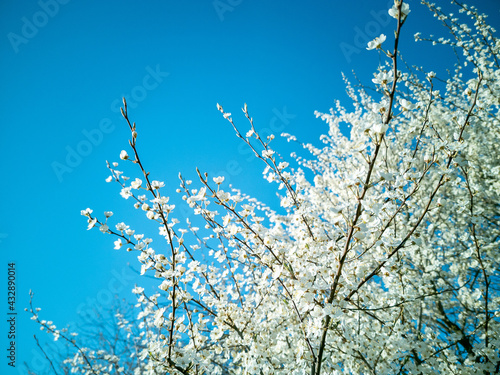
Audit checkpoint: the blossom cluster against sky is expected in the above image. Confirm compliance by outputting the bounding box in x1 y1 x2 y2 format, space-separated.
1 0 499 373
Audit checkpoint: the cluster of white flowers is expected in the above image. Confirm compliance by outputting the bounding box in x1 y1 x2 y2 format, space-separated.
30 1 500 374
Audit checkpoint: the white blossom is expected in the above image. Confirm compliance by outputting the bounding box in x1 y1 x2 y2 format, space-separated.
213 176 225 184
389 2 410 20
150 180 164 189
367 33 386 50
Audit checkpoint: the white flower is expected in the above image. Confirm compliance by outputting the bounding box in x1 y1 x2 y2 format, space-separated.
132 286 144 294
99 224 109 233
152 196 169 204
120 187 132 199
278 162 289 170
246 129 254 138
373 122 389 134
130 178 142 189
367 34 386 50
399 99 415 110
213 176 225 184
389 2 410 20
104 211 113 218
87 218 97 230
216 103 223 112
151 180 165 189
372 71 394 86
119 150 128 160
81 208 93 217
310 305 325 319
115 222 128 231
158 280 170 291
272 265 283 280
227 224 239 236
114 239 123 249
262 149 275 158
281 197 293 208
153 308 166 327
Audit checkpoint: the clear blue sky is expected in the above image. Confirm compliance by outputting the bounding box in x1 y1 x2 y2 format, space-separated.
1 0 499 373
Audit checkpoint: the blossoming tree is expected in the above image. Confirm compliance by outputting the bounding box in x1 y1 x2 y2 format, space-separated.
29 1 500 374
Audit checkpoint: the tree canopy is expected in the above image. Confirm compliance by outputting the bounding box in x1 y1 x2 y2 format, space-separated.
30 1 500 374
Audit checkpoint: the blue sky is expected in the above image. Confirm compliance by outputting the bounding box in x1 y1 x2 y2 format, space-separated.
1 0 499 373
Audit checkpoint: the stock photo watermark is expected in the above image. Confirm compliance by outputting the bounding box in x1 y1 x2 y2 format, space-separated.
75 266 136 324
339 1 392 63
213 0 242 21
22 265 137 374
207 106 296 186
6 263 17 369
51 65 169 183
175 106 296 221
7 0 71 54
